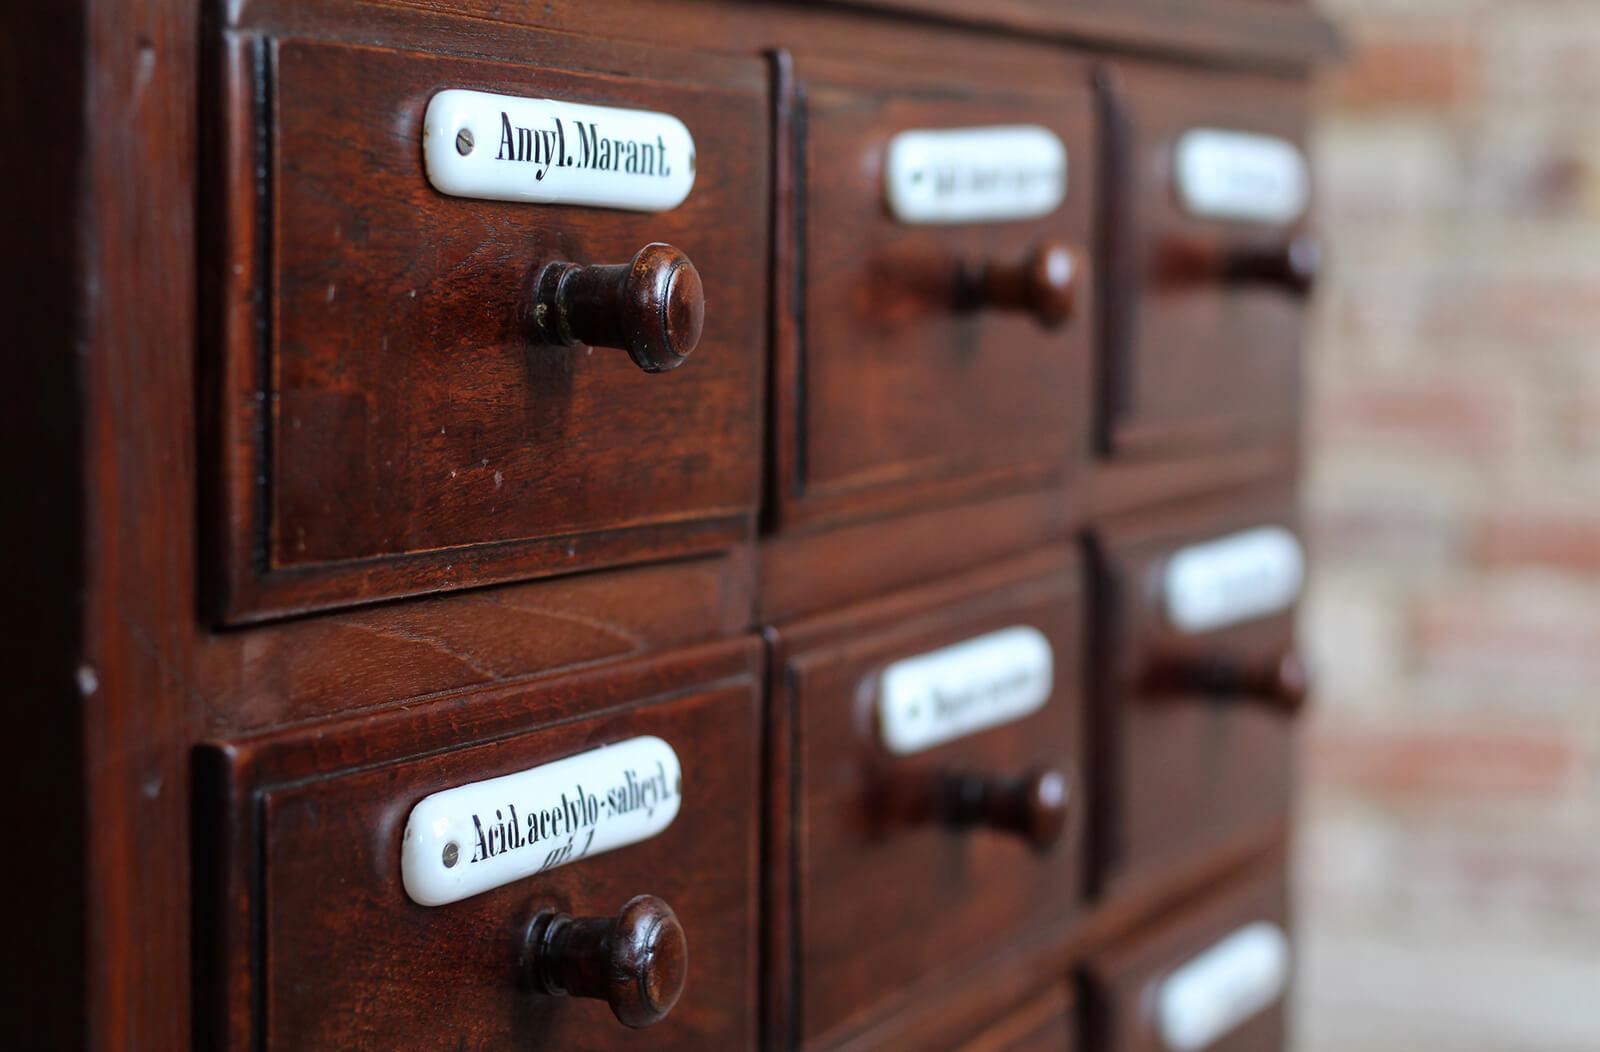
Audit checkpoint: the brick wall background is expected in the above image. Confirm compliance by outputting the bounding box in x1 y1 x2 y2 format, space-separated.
1297 1 1600 1048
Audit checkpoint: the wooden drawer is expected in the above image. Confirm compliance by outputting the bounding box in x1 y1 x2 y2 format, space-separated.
1084 863 1291 1052
957 987 1079 1052
769 549 1087 1046
210 31 767 622
1098 64 1312 457
1091 489 1304 896
771 49 1095 528
196 639 762 1050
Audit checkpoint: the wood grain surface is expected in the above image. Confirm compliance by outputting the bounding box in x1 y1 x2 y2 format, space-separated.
197 638 763 1051
17 0 1333 1047
1083 860 1290 1052
769 549 1088 1047
1090 486 1300 898
1098 63 1311 458
212 32 768 621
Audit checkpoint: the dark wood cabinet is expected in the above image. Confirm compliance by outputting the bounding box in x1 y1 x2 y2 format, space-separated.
7 0 1334 1048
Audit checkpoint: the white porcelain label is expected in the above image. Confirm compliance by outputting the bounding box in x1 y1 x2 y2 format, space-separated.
1163 526 1304 634
878 626 1054 755
422 89 695 211
1174 129 1309 225
401 736 682 906
1156 922 1290 1052
885 125 1067 224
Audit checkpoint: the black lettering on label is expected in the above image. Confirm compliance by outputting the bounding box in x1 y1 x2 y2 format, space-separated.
463 764 677 870
471 813 491 863
497 112 515 161
923 160 1059 200
496 111 674 182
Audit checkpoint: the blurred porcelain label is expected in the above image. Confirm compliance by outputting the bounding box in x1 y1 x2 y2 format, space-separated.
878 626 1053 754
885 125 1067 224
1163 526 1304 633
1174 129 1308 224
423 89 695 211
401 736 681 906
1157 922 1290 1051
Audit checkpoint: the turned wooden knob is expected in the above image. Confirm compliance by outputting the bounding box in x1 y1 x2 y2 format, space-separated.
519 895 688 1029
1222 233 1320 295
939 767 1072 852
956 240 1080 328
1149 646 1310 712
1159 232 1319 297
524 243 705 372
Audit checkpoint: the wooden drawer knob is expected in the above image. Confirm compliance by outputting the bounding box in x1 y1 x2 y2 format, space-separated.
939 767 1073 852
1161 233 1320 297
524 243 705 373
519 894 688 1029
1221 233 1321 295
1149 646 1310 712
956 240 1080 328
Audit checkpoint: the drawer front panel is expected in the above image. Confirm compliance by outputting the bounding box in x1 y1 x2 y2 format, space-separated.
1093 490 1302 894
957 986 1079 1052
214 33 767 620
199 641 762 1051
1101 64 1310 456
776 550 1087 1044
1085 863 1290 1052
775 52 1095 527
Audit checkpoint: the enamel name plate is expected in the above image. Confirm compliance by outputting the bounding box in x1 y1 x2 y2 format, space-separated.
878 626 1054 755
1174 129 1309 225
401 736 682 906
885 125 1067 225
422 89 695 211
1157 922 1290 1052
1163 526 1304 634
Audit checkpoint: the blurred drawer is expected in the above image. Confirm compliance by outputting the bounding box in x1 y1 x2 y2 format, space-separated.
957 986 1079 1052
771 548 1087 1045
212 33 767 621
772 50 1095 528
1099 64 1314 456
1092 489 1305 895
198 640 762 1050
1084 863 1291 1052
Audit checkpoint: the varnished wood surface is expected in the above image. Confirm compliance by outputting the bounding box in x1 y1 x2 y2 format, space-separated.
1 3 88 1047
521 894 692 1029
827 830 1289 1052
524 243 708 374
817 0 1340 71
955 986 1077 1052
17 0 1329 1047
229 0 1339 73
1089 486 1300 898
197 638 764 1051
213 30 768 622
203 0 1312 623
192 552 755 734
771 48 1095 530
769 548 1087 1047
759 449 1298 627
1098 62 1310 458
1083 859 1291 1052
50 1 204 1049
